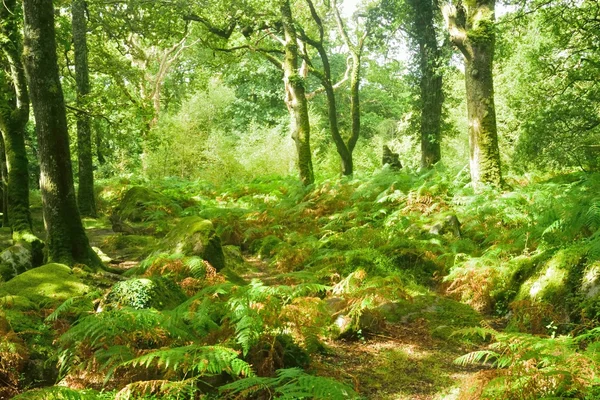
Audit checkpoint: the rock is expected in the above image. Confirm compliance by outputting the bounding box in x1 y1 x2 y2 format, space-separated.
0 244 33 281
114 186 181 222
160 216 225 270
93 246 112 263
103 276 187 310
0 263 90 306
382 145 402 170
429 214 462 238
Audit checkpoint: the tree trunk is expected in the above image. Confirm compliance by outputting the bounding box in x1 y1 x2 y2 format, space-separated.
411 0 443 168
22 0 102 268
444 0 502 186
0 0 43 260
0 138 8 227
320 53 352 176
464 40 501 186
280 0 314 186
72 0 97 217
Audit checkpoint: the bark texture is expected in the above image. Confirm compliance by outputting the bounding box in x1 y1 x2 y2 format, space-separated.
445 0 502 186
409 0 443 168
22 0 102 268
0 0 42 260
280 0 314 186
72 0 97 217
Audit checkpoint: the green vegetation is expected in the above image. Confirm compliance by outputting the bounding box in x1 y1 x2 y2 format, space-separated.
1 0 600 398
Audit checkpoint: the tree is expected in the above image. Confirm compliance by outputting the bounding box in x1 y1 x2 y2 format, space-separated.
280 0 315 185
72 0 97 217
22 0 103 267
185 0 316 185
0 0 42 259
444 0 502 186
298 0 355 176
332 0 369 173
408 0 443 168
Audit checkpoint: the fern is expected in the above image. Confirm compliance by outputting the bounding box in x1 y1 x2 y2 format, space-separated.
45 294 96 322
12 387 105 400
220 368 360 399
123 344 253 377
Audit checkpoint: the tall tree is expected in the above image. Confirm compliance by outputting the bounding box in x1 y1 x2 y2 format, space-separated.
332 0 368 173
22 0 103 267
408 0 443 168
72 0 97 217
444 0 502 186
280 0 315 185
299 0 354 176
0 0 42 257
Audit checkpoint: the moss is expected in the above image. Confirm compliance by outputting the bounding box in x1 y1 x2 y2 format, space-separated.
0 263 90 306
467 19 495 44
161 216 225 270
101 234 158 260
382 295 482 340
104 276 187 310
516 247 586 306
115 186 181 222
0 295 34 310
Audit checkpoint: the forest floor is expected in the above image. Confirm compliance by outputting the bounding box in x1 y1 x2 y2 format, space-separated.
81 220 487 400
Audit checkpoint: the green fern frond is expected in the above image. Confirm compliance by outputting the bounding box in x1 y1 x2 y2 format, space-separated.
45 294 96 322
12 387 103 400
115 378 197 400
221 368 359 399
454 350 501 367
123 345 253 377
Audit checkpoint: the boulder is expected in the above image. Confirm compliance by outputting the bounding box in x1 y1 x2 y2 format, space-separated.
382 145 402 170
0 244 33 282
103 276 187 310
160 216 225 270
114 186 181 222
0 263 90 307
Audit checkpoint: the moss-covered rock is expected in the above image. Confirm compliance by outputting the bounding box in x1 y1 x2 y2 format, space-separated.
0 263 90 306
160 216 225 270
515 247 585 306
114 186 181 222
101 234 158 260
0 244 33 281
104 276 187 310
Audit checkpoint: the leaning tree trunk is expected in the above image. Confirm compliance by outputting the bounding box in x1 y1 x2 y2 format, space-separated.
0 0 43 263
445 0 502 187
72 0 97 217
280 0 314 186
410 0 443 168
22 0 102 268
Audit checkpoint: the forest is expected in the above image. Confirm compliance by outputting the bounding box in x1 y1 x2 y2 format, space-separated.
0 0 600 398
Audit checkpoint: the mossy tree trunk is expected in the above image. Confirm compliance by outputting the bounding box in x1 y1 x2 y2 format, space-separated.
0 138 8 227
72 0 97 217
280 0 314 186
332 0 367 173
410 0 443 169
22 0 102 268
445 0 502 187
299 0 355 176
0 0 43 260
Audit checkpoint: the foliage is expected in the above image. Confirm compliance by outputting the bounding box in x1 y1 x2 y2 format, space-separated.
220 367 360 399
454 327 600 399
